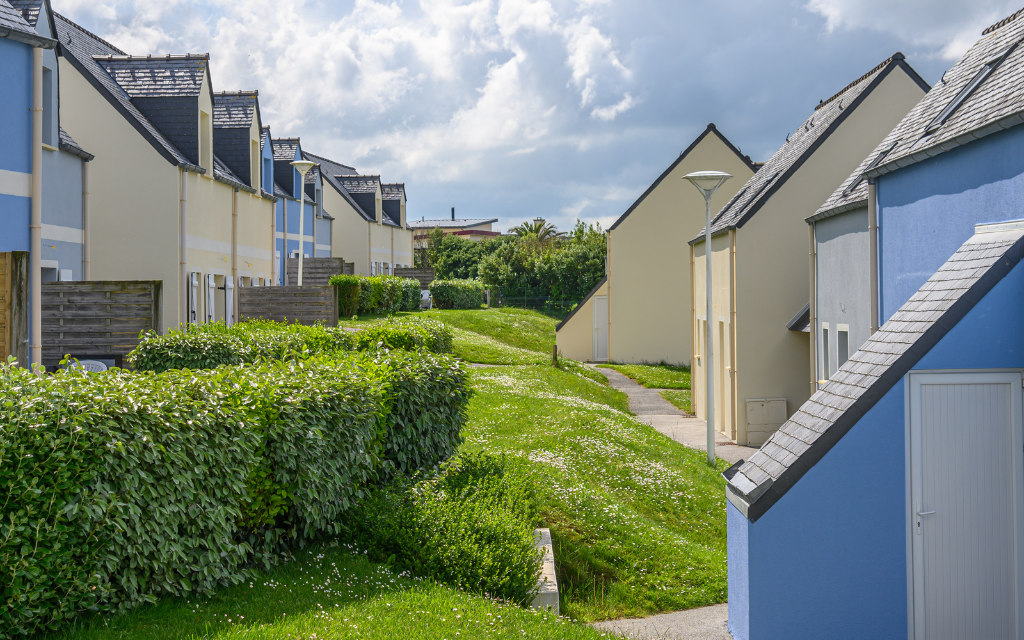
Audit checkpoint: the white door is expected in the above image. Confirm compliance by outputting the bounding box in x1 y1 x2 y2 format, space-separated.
909 371 1024 640
188 272 199 325
225 277 235 327
205 274 216 324
592 295 608 362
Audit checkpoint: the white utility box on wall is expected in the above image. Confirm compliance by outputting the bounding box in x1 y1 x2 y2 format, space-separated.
746 398 787 447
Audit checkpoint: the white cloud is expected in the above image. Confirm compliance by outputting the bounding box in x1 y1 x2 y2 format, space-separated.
591 93 635 121
806 0 1022 59
562 198 592 215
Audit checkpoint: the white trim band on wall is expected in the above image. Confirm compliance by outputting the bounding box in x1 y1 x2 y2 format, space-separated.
0 169 32 198
187 234 271 261
41 224 84 244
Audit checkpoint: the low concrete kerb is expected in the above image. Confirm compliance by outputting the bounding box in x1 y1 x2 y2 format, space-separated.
531 528 559 615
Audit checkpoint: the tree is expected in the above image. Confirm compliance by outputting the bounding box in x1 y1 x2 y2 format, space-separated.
509 218 565 242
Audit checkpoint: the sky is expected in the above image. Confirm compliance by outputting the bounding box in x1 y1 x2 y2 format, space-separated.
55 0 1024 232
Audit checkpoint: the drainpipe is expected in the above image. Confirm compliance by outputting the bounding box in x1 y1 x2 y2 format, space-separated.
809 223 817 393
231 187 238 319
689 243 696 370
367 222 371 275
868 180 879 334
283 199 289 285
729 229 738 443
82 160 90 280
606 232 612 357
270 198 276 286
180 169 188 327
29 48 42 371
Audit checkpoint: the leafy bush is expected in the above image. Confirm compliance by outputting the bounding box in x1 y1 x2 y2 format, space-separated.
332 274 362 317
344 453 541 604
355 317 453 355
127 320 353 373
0 349 470 637
429 278 485 310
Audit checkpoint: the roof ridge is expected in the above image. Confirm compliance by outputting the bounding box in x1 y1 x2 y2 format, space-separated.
93 53 210 61
983 6 1024 35
815 52 904 111
53 10 126 55
214 89 258 96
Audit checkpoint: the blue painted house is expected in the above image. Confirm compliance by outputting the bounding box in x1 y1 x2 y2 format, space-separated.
269 133 316 283
728 9 1024 639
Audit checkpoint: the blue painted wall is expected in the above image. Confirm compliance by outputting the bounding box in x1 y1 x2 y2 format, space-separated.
731 256 1024 639
877 123 1024 321
0 37 32 175
274 197 315 284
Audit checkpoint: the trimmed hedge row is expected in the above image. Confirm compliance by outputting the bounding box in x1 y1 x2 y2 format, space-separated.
0 351 470 637
330 275 420 316
355 317 453 355
429 278 485 309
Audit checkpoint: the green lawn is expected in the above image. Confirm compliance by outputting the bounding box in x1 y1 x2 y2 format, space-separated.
660 389 693 414
44 545 604 640
465 365 729 622
598 364 691 390
449 327 551 365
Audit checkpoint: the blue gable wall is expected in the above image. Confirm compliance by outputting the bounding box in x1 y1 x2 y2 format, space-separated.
877 123 1024 321
0 36 34 252
731 256 1024 640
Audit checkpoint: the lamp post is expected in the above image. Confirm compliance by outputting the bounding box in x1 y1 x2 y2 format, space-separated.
683 170 732 466
290 160 316 286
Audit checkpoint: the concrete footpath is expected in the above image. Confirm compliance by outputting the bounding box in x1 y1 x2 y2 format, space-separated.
592 604 732 640
597 367 757 465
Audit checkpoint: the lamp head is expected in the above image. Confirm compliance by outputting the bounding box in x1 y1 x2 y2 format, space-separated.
683 170 732 199
291 160 316 177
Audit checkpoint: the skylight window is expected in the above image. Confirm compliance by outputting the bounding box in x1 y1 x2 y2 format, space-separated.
924 39 1022 134
843 140 900 196
742 172 780 211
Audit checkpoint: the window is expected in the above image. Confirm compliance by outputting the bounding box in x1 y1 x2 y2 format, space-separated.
843 140 899 196
199 111 212 171
42 68 53 146
837 325 850 369
251 139 260 189
263 157 272 192
822 323 830 382
925 40 1021 135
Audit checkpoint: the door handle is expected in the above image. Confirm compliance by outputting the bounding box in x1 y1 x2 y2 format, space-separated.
917 510 936 516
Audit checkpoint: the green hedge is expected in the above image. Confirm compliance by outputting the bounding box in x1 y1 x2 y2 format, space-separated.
127 320 354 373
355 317 453 355
343 453 541 604
429 278 485 309
330 275 420 316
0 351 469 638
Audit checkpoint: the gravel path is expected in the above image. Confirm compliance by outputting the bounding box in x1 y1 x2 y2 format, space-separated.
592 604 732 640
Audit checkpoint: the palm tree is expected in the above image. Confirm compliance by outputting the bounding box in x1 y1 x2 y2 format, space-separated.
510 218 565 241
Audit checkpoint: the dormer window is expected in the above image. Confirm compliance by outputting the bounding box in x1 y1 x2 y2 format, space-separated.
925 40 1021 135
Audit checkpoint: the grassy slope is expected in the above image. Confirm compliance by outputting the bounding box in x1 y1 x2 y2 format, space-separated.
659 389 693 414
464 366 729 621
45 545 603 640
598 364 691 390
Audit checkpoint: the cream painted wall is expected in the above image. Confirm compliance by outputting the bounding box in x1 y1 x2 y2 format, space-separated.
555 279 608 361
393 227 414 268
235 192 275 282
370 222 394 271
324 186 370 275
690 232 736 439
58 59 181 331
692 65 927 446
602 131 754 367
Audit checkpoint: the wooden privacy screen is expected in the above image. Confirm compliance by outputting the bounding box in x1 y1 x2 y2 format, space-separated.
238 285 338 326
285 257 346 286
42 280 161 368
394 267 435 290
1 252 29 366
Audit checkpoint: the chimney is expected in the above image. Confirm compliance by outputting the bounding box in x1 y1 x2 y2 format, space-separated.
451 207 455 221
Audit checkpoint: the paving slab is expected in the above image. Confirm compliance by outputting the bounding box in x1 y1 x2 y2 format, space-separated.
592 604 731 640
596 367 758 466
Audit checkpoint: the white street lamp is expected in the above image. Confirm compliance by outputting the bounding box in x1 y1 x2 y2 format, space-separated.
683 170 732 466
290 160 317 286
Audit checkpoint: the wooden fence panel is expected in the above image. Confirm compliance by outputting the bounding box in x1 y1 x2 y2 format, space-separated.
394 267 435 290
238 286 338 326
42 280 161 368
285 258 346 286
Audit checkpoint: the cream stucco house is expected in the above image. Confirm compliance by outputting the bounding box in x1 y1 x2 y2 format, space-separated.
304 151 413 276
555 123 757 364
55 13 276 332
689 53 928 446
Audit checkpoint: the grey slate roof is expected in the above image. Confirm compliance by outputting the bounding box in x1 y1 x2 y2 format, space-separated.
694 53 925 241
338 176 380 194
0 0 53 47
273 138 298 161
407 218 497 229
95 55 207 97
54 12 200 171
726 223 1024 521
58 126 93 161
864 10 1024 180
382 183 405 200
213 91 257 128
8 0 41 26
302 150 374 222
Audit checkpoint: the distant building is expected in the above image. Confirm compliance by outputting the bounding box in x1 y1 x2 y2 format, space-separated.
408 212 500 249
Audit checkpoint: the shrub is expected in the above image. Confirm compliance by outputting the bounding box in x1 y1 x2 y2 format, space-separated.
401 278 421 312
0 349 470 637
355 318 454 355
429 278 485 309
128 321 353 372
332 274 362 317
343 453 542 604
